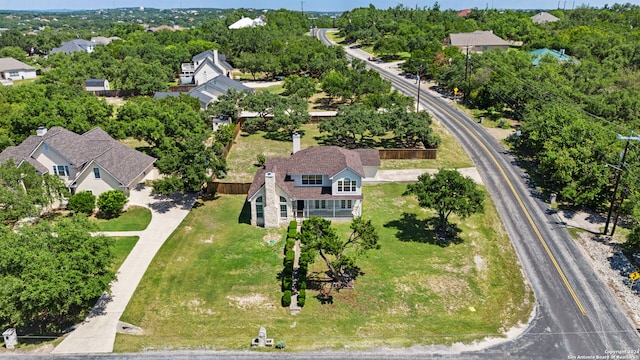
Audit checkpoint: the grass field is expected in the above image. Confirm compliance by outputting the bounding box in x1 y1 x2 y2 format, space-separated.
111 236 139 272
114 183 532 352
93 206 152 231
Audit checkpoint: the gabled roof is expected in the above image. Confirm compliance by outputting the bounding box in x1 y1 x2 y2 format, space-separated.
457 9 472 17
449 30 510 47
0 57 35 72
189 75 253 108
247 146 379 200
228 16 266 29
531 12 560 24
50 39 97 54
193 50 233 71
0 126 155 188
530 48 577 65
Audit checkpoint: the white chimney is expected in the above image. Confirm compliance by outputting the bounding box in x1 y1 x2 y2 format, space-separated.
292 133 301 154
213 49 220 67
36 127 47 136
263 172 279 228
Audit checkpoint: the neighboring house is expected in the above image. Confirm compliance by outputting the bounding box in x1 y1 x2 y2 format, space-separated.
90 36 121 45
530 48 578 66
179 49 233 85
0 57 37 80
0 126 156 197
157 49 253 109
85 78 110 91
50 39 99 55
228 16 266 29
212 115 231 131
531 12 560 24
447 30 510 53
247 135 380 228
147 25 185 32
457 9 472 17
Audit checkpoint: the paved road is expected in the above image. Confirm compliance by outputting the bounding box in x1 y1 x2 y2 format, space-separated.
317 29 640 359
51 185 196 354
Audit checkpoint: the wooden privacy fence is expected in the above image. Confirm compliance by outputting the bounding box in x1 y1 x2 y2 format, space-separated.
207 181 251 195
379 149 437 160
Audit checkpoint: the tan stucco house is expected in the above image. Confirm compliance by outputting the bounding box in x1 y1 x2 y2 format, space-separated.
247 135 379 228
0 126 156 197
447 30 510 53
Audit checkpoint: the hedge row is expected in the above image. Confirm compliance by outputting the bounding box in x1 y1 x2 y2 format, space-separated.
281 220 298 307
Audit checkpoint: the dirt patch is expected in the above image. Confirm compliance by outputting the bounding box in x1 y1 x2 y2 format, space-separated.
227 294 274 310
201 235 213 243
474 255 487 273
486 127 513 142
182 298 216 315
263 232 282 245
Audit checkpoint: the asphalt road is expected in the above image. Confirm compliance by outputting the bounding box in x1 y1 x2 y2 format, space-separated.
317 28 640 359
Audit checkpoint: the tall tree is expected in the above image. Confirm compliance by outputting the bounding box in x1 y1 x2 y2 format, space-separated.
299 217 379 288
404 169 484 235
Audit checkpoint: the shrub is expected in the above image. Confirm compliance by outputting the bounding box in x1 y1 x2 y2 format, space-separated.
288 220 297 230
282 290 292 307
256 152 266 167
67 191 96 215
97 190 128 218
288 228 297 239
282 277 292 292
299 279 307 290
285 250 295 263
286 239 295 250
297 289 306 307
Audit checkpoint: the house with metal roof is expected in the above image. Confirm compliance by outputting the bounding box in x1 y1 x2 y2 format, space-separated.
0 57 37 81
531 12 560 24
85 78 110 91
530 48 578 66
228 16 266 30
447 30 510 53
0 126 156 196
247 135 380 228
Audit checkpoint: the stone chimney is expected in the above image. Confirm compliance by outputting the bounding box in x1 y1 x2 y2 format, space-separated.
263 172 279 228
36 126 47 136
292 133 301 154
213 49 220 67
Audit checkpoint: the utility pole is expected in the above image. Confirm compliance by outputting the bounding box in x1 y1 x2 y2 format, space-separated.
301 1 304 17
604 133 640 235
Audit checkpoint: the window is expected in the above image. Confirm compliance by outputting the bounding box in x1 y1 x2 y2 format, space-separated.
314 200 326 209
302 175 322 185
53 165 69 177
280 204 287 218
9 71 18 77
340 200 352 209
256 196 263 203
256 205 263 217
93 167 101 179
338 178 356 192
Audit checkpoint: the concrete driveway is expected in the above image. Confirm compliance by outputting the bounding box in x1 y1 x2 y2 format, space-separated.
51 185 196 354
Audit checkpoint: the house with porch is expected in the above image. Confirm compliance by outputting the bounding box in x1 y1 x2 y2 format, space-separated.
0 126 156 197
247 134 380 228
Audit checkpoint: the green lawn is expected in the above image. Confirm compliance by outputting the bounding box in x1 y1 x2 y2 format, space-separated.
224 123 322 183
111 236 139 272
114 183 532 352
93 206 152 231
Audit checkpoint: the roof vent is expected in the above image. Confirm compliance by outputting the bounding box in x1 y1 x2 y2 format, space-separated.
36 127 47 136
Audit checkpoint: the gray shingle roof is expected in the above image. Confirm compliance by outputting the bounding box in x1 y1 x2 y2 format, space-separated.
449 30 510 47
0 126 155 188
247 146 379 200
0 57 35 72
50 39 98 55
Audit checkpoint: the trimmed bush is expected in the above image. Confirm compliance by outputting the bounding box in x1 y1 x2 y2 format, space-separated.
282 290 292 307
288 228 297 239
67 191 96 215
97 190 128 218
282 276 292 292
297 289 306 307
299 279 307 290
288 220 297 230
285 250 295 263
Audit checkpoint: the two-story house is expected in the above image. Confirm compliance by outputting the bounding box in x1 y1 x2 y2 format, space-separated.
0 126 156 197
247 135 379 228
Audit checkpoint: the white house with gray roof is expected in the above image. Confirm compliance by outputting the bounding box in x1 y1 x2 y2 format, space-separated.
0 57 37 81
531 12 560 24
0 126 156 197
247 135 380 228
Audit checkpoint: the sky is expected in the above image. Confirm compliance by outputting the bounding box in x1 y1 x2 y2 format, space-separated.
0 0 622 12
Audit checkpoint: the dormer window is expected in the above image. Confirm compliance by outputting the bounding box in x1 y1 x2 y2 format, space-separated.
302 175 322 185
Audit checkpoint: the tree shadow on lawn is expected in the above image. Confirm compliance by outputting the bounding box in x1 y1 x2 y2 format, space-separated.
384 212 463 247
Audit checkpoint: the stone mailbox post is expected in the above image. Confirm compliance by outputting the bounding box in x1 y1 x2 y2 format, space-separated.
3 328 17 349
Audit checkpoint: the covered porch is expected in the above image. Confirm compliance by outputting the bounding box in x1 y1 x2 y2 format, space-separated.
294 198 361 221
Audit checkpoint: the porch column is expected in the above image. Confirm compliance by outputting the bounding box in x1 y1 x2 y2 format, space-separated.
332 200 336 217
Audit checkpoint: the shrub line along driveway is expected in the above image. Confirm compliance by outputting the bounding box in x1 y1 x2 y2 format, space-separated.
51 185 196 354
